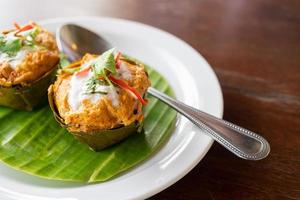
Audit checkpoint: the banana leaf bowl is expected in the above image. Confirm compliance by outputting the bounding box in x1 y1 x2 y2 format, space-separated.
47 54 148 151
48 84 141 151
0 66 58 111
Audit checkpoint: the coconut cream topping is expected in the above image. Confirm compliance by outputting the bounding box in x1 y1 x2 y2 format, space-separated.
118 62 132 80
68 69 120 111
0 50 28 70
68 58 131 110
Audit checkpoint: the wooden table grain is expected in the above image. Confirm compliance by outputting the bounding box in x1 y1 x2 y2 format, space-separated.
1 0 299 199
98 0 299 199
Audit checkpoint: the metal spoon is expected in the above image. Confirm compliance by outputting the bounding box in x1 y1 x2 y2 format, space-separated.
57 24 270 160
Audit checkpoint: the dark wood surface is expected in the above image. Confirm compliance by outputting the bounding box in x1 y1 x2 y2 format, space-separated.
97 0 300 199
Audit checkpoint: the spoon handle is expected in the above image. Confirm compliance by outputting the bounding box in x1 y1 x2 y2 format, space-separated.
147 87 270 160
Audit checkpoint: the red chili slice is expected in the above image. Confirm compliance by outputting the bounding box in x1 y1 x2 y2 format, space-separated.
108 75 148 105
15 24 34 35
13 22 21 30
76 66 91 76
114 52 121 69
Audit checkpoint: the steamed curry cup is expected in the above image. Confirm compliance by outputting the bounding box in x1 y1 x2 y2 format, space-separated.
48 50 150 151
0 22 59 110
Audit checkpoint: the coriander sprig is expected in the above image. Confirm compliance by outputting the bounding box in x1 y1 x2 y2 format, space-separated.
0 38 22 57
84 48 117 94
0 24 40 57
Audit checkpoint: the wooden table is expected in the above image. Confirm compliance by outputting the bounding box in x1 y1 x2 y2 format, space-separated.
98 0 299 199
1 0 299 199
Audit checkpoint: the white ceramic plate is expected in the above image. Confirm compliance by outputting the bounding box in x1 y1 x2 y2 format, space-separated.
0 17 223 200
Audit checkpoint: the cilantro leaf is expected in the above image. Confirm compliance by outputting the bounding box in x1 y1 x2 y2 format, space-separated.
84 48 118 94
85 76 108 94
0 35 4 43
59 53 70 68
93 48 117 76
0 38 22 56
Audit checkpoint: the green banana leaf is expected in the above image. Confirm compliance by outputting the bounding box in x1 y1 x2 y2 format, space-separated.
0 64 177 182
